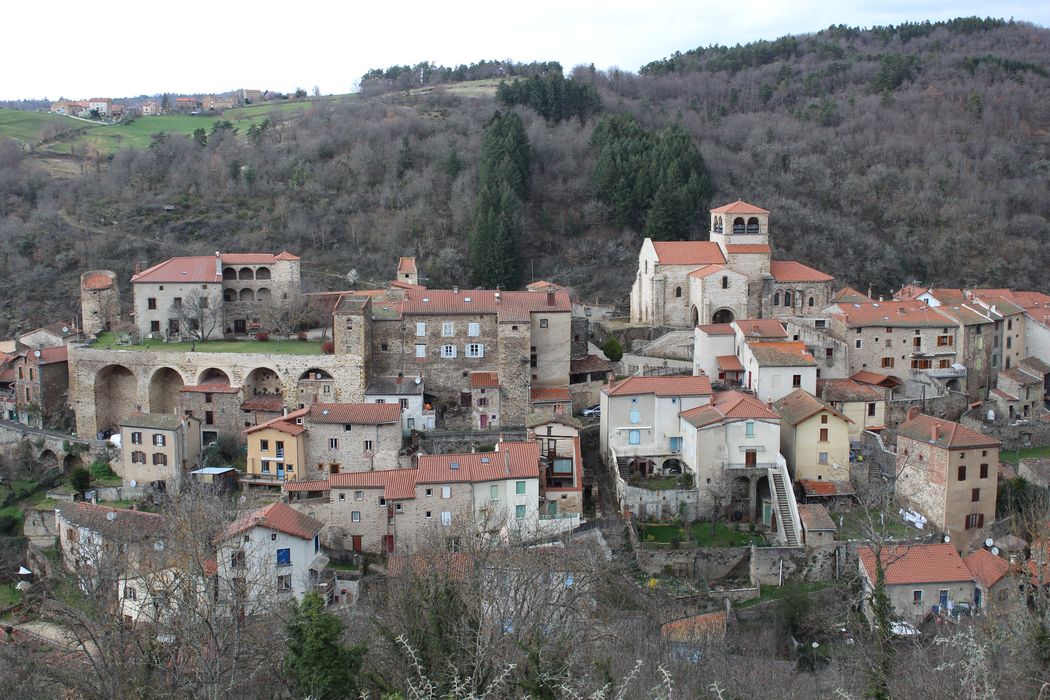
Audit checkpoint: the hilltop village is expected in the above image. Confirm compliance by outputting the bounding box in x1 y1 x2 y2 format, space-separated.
3 198 1050 694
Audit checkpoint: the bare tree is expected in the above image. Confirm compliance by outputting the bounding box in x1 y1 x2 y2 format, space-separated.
264 295 320 339
168 289 222 342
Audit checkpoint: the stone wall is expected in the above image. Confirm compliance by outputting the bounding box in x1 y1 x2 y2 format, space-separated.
23 506 57 547
748 542 843 586
624 484 698 522
884 392 969 434
961 406 1050 451
633 544 751 580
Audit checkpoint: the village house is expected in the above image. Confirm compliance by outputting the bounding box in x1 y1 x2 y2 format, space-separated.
894 409 1000 554
87 98 112 116
859 543 976 625
364 374 434 435
12 345 69 429
179 381 242 444
963 548 1021 616
468 371 502 429
174 96 201 111
630 200 834 327
527 413 584 519
139 101 161 116
243 408 309 487
694 318 816 400
816 376 888 444
285 441 568 555
300 402 404 476
202 95 236 111
19 321 79 349
119 413 202 492
797 503 837 548
216 501 326 610
599 375 713 479
773 389 852 490
990 357 1050 420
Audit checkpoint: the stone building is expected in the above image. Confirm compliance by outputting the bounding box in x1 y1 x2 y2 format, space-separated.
80 270 121 336
130 251 301 339
178 382 242 444
12 346 69 429
300 403 403 478
859 543 975 625
895 410 1000 553
119 413 202 492
629 200 834 327
364 375 434 435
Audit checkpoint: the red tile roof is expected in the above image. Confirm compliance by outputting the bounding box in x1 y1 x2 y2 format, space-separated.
419 441 541 484
241 396 285 411
896 414 1000 450
696 323 735 336
530 387 570 403
132 253 298 283
283 479 331 493
850 370 901 388
397 256 417 274
832 300 954 328
244 407 308 435
222 501 322 541
774 389 850 426
680 390 779 428
725 244 771 254
716 355 745 372
894 284 928 301
661 610 727 643
816 378 885 403
650 241 726 266
605 375 713 397
799 480 854 497
991 388 1019 402
859 543 973 586
832 286 874 303
710 199 769 215
82 273 113 290
798 503 837 531
395 288 571 322
35 346 68 364
964 549 1010 589
331 469 418 500
747 341 815 367
769 260 834 283
470 371 500 388
525 280 562 291
570 354 612 375
273 251 300 261
181 383 240 394
687 264 726 279
307 403 401 425
733 319 787 338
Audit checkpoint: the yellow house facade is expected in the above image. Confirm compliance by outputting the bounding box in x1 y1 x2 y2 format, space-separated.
244 409 307 485
774 389 852 484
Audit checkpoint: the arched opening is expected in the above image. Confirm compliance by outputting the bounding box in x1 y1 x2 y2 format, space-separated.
299 369 333 381
39 449 58 468
255 267 271 280
238 267 254 280
661 458 683 475
149 367 185 414
784 291 793 308
713 216 724 233
691 306 700 327
223 289 236 302
674 286 682 298
712 308 735 324
239 288 255 302
808 297 815 307
627 458 654 479
94 364 137 434
222 267 237 281
946 378 961 392
198 367 232 385
245 367 283 397
730 476 750 522
746 217 760 234
63 453 84 471
732 217 745 234
257 287 272 301
756 474 771 524
774 292 781 306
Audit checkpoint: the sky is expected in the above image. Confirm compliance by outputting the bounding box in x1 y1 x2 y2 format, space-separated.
2 1 1046 101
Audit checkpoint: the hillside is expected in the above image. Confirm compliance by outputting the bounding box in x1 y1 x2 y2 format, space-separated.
0 18 1048 337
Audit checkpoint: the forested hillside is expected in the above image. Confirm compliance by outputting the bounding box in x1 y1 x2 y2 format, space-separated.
0 17 1047 337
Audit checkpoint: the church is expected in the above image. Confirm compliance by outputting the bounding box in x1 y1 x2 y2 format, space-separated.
629 200 834 327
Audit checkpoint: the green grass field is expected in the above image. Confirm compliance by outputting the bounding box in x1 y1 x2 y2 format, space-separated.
638 521 757 547
1000 446 1050 465
0 110 82 145
93 332 325 355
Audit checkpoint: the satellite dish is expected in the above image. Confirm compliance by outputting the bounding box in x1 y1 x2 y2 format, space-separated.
991 546 1000 555
106 511 116 521
943 535 951 543
33 350 41 358
62 326 69 333
414 377 421 385
129 479 137 488
985 538 994 548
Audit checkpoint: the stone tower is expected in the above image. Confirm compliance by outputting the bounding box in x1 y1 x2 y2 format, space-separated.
80 270 121 336
332 293 373 390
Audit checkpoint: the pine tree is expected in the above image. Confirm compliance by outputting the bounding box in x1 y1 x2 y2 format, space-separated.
284 591 365 700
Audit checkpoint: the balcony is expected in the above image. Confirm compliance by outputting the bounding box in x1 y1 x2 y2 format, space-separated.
722 461 777 471
926 365 966 378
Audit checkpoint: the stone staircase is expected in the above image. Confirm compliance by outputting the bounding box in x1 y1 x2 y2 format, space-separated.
768 463 802 547
633 330 695 361
616 455 631 480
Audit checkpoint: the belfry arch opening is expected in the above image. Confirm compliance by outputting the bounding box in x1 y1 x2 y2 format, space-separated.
712 308 735 324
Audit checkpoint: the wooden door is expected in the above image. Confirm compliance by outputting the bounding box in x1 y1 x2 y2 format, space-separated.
352 535 362 554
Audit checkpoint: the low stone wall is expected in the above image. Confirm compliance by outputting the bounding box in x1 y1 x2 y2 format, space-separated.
570 381 605 412
92 485 146 501
23 508 57 548
749 542 843 586
960 406 1050 451
884 392 969 434
623 484 698 522
634 541 751 581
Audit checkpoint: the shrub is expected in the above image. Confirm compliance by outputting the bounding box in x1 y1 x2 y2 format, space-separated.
89 460 116 480
601 337 624 362
321 341 334 354
0 514 19 535
256 331 270 342
297 331 308 341
69 467 91 494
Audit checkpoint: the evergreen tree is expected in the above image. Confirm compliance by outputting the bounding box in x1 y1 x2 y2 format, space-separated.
284 592 366 700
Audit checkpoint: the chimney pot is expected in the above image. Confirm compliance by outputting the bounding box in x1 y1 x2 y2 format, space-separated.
453 286 459 294
546 290 556 306
907 406 920 421
932 424 940 441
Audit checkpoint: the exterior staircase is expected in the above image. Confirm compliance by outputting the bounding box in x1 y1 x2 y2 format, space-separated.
634 331 695 361
768 460 802 547
616 455 631 480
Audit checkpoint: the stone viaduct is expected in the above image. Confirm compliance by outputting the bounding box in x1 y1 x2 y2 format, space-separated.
68 344 367 437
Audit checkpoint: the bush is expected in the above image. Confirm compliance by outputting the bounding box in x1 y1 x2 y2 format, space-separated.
297 331 308 341
601 337 624 362
256 331 270 342
69 467 91 494
88 460 116 480
0 514 19 536
321 341 334 354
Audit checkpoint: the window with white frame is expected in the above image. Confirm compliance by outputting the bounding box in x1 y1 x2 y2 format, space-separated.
441 486 451 499
354 490 363 500
515 480 526 495
818 452 829 464
489 484 499 501
415 322 426 336
415 344 426 358
442 321 454 337
153 433 166 446
441 511 452 526
442 344 457 358
468 322 480 337
329 438 338 449
745 421 755 437
629 409 640 424
351 511 361 522
466 343 484 358
629 430 640 445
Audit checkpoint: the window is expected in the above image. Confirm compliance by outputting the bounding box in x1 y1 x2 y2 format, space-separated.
441 486 451 499
363 440 373 453
628 430 640 445
329 438 338 449
338 492 346 501
277 574 291 590
515 504 526 520
152 453 168 466
490 484 499 501
815 319 826 328
774 292 781 306
867 403 876 417
808 297 814 307
745 421 755 437
442 344 457 358
271 532 278 541
540 318 549 328
147 297 157 310
958 465 966 481
881 357 895 368
395 503 403 513
441 511 452 526
1007 336 1012 349
980 463 989 479
825 348 834 358
442 321 454 337
466 343 484 358
205 411 214 425
784 291 792 307
150 320 160 333
855 339 863 349
354 490 363 500
629 409 640 424
415 322 426 336
821 414 828 424
674 286 682 298
792 374 802 388
937 335 953 347
966 513 985 529
425 488 432 497
912 359 932 369
971 488 982 502
173 297 182 308
399 398 409 409
818 452 828 464
913 590 923 605
913 336 922 348
132 451 146 463
477 397 488 407
380 342 389 352
819 428 829 442
515 480 526 495
415 344 426 358
343 424 353 432
276 548 291 566
468 322 480 337
153 434 166 446
131 432 142 445
721 276 728 290
124 586 137 600
426 511 432 519
204 392 213 404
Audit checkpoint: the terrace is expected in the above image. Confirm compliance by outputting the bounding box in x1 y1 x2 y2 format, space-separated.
90 332 325 355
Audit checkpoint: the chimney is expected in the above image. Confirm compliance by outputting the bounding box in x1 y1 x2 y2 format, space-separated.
898 307 906 315
215 251 222 277
453 286 459 294
504 445 511 476
907 406 920 421
767 397 773 410
282 407 288 417
495 291 501 303
931 423 940 442
546 290 556 307
396 371 404 384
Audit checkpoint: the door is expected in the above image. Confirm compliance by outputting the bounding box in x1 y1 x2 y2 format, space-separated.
974 587 982 610
745 450 757 468
480 414 488 429
939 589 949 608
351 535 362 554
234 319 247 334
547 501 557 516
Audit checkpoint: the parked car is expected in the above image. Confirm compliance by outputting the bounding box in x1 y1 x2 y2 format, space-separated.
579 404 600 417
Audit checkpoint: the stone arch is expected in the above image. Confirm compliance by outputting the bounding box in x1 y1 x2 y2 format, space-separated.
94 364 137 433
222 267 238 281
712 308 735 324
245 366 283 397
63 453 84 471
732 217 745 234
661 457 683 474
946 378 961 392
256 266 271 280
223 288 236 302
746 217 760 234
774 292 781 306
148 366 185 414
691 306 700 327
238 267 254 280
239 288 255 302
257 287 272 301
627 458 654 478
300 368 333 381
784 290 793 308
756 474 771 524
198 367 232 385
39 449 58 469
714 215 724 233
